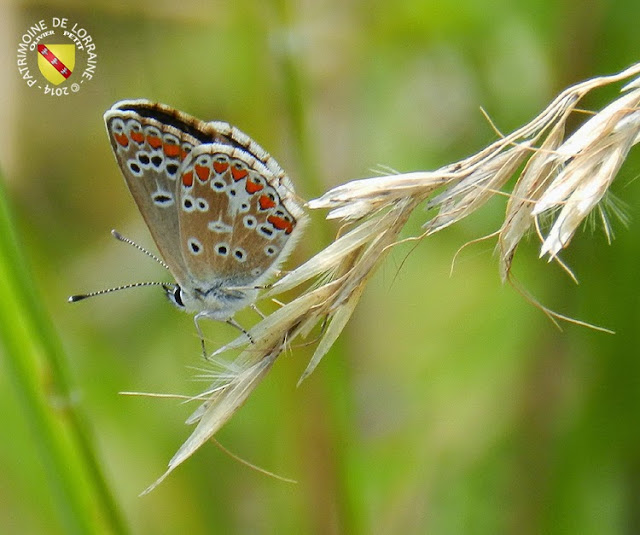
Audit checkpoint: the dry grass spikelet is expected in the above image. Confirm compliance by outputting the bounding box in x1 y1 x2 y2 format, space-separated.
145 62 640 492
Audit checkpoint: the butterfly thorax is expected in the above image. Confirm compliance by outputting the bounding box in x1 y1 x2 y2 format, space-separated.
165 282 258 320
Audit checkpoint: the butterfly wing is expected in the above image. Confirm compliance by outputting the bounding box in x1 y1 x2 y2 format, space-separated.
105 100 307 296
176 143 307 290
104 100 214 285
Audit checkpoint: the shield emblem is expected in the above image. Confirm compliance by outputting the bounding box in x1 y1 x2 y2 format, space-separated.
37 44 75 85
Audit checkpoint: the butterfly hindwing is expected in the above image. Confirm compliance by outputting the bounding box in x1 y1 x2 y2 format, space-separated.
177 144 303 288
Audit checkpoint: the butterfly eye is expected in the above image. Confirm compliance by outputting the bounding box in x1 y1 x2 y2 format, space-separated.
165 285 185 309
174 288 184 306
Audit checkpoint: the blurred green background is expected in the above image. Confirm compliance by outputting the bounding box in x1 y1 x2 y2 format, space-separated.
2 1 640 534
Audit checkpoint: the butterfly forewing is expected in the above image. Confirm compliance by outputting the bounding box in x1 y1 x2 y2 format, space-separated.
110 100 291 180
104 103 206 285
177 143 303 287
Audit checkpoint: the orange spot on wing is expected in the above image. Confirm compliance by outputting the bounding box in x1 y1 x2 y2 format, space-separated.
114 133 129 147
231 166 248 181
163 143 180 158
267 215 294 234
245 179 263 194
195 165 210 182
182 170 194 187
147 136 162 149
259 195 276 210
213 161 229 174
130 131 144 144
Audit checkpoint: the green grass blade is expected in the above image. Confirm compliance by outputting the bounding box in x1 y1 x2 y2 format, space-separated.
0 172 129 535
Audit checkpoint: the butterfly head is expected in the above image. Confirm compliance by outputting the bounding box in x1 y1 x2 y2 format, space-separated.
162 282 258 320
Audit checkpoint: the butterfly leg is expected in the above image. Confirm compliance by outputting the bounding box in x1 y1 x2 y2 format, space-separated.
194 314 254 360
193 313 208 359
250 304 266 319
226 318 255 344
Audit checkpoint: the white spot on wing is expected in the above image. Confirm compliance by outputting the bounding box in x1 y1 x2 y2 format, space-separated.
208 219 233 233
152 189 174 207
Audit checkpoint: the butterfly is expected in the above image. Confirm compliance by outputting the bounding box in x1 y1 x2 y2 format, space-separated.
86 100 307 350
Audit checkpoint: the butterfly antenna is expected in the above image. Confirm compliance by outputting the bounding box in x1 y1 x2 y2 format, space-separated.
68 281 170 303
111 229 169 270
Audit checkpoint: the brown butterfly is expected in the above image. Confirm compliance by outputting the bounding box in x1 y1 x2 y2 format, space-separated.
72 100 307 351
